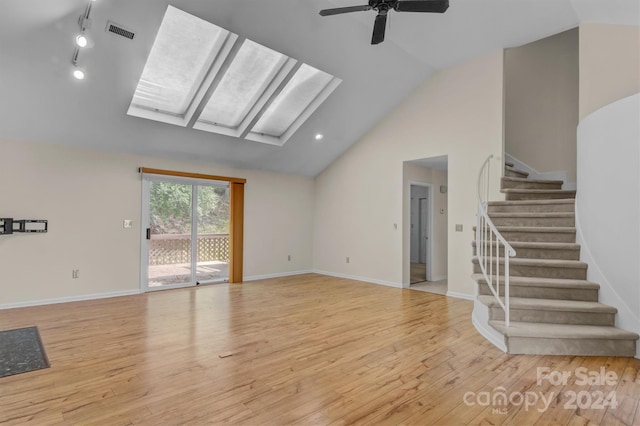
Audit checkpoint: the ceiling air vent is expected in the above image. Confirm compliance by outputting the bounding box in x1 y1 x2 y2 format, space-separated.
106 21 135 40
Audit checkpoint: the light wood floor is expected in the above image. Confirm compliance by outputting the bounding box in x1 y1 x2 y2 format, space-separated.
1 274 638 425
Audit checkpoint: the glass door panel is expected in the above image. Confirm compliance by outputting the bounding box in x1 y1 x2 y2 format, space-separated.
196 184 230 283
147 181 193 288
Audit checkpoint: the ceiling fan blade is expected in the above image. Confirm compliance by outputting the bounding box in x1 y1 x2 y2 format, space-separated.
319 5 372 16
371 13 387 45
394 0 449 13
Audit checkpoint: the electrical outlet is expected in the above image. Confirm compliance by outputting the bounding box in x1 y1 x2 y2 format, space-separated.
72 269 80 279
123 219 133 229
346 257 350 263
455 224 463 232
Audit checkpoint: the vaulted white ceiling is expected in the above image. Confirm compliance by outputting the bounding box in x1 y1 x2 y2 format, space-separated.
0 0 636 176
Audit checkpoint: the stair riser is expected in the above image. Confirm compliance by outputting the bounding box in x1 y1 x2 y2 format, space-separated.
488 306 615 326
474 263 587 279
505 337 637 357
501 179 563 190
498 231 576 243
473 246 580 260
488 203 574 213
516 248 579 260
490 217 575 227
505 192 577 201
504 169 528 178
477 283 598 302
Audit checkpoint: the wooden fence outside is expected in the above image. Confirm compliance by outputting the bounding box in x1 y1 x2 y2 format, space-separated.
149 234 230 265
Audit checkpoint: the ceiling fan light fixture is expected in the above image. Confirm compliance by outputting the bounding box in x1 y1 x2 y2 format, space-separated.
319 0 449 44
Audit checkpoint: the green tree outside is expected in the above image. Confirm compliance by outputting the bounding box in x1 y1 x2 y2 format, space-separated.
150 182 229 234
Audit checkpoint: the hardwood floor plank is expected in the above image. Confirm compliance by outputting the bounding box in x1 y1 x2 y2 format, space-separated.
0 274 637 425
599 362 640 426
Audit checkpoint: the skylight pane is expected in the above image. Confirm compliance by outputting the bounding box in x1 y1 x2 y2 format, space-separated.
251 64 334 137
131 6 228 116
198 40 287 129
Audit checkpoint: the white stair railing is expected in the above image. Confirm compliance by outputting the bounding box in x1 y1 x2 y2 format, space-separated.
476 155 516 326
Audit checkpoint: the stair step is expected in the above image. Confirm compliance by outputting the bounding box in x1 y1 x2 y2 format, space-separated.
472 274 599 301
488 321 639 356
472 241 580 260
501 176 564 190
504 165 529 178
496 226 576 243
474 226 576 243
489 212 575 227
478 296 616 326
474 181 637 356
473 257 587 279
502 189 577 201
488 199 575 213
504 161 514 167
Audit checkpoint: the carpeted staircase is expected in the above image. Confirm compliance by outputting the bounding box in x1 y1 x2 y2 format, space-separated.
472 163 639 356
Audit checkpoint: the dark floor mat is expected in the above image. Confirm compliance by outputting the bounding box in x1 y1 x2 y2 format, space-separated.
0 326 50 378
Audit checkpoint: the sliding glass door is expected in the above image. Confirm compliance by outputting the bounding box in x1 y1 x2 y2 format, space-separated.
142 176 230 291
195 184 230 283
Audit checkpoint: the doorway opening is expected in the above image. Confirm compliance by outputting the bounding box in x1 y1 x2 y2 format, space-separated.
410 184 431 283
404 156 448 295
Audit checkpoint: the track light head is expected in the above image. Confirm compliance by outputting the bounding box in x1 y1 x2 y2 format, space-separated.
73 68 86 80
75 34 88 48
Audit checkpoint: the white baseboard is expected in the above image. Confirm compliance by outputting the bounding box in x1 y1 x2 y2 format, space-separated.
243 270 314 282
472 298 507 352
312 270 402 288
0 289 142 310
505 153 576 190
445 290 475 301
431 275 448 282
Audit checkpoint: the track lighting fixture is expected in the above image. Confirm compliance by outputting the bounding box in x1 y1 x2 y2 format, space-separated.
75 34 88 48
71 0 95 80
73 69 86 80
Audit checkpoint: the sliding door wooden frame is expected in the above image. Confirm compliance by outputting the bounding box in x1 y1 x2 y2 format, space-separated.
229 182 244 283
139 167 246 184
140 167 245 284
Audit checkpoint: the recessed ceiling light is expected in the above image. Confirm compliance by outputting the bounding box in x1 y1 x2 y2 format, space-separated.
75 34 88 47
73 69 85 80
315 134 324 140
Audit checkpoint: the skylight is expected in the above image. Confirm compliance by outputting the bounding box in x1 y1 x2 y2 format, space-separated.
128 6 232 125
198 40 286 129
128 6 341 145
250 64 334 138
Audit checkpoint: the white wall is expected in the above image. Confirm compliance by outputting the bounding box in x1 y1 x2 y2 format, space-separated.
504 28 579 184
579 23 640 120
313 50 504 296
404 163 448 283
576 93 640 356
0 139 314 307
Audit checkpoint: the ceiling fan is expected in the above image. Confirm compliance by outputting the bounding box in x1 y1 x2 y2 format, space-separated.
319 0 449 45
